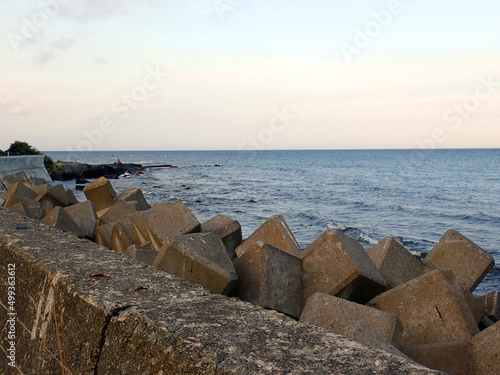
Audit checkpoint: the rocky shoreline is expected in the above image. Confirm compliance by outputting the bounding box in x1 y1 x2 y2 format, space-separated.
49 161 176 182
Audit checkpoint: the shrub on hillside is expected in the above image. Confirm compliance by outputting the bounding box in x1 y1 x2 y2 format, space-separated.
7 141 41 156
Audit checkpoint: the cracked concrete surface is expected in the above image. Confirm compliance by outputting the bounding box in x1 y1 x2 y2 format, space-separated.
0 207 444 374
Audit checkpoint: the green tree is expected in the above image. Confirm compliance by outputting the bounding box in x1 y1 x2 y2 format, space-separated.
6 141 55 169
7 141 41 155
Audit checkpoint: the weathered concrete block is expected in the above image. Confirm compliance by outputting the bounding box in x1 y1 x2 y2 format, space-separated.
4 181 38 208
151 202 170 210
25 181 50 195
371 270 479 346
0 207 445 375
340 323 408 359
462 288 486 324
125 244 158 265
300 293 403 347
118 187 150 211
423 230 494 292
110 219 142 253
95 222 115 248
235 215 301 258
301 229 387 305
41 206 85 237
83 177 117 212
98 200 136 226
136 200 200 254
129 210 151 248
2 171 29 190
46 184 71 206
479 290 500 323
35 191 66 216
368 237 429 289
201 214 242 259
8 201 44 220
65 201 98 239
403 341 472 375
66 188 79 205
232 241 302 318
471 321 500 375
157 233 237 295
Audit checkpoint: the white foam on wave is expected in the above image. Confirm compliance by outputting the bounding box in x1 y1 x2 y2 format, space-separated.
327 223 347 231
360 233 378 245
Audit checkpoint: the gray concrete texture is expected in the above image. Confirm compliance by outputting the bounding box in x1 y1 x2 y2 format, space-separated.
125 244 158 265
235 215 301 258
371 270 479 347
118 187 151 211
134 200 201 253
64 201 98 239
201 214 242 259
301 228 387 305
41 206 86 238
402 341 472 375
0 207 442 374
479 290 500 322
471 321 500 375
232 241 302 318
423 229 494 292
157 232 238 295
368 237 430 289
300 293 403 347
0 155 52 185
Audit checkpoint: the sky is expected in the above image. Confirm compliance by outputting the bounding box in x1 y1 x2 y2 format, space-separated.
1 0 499 151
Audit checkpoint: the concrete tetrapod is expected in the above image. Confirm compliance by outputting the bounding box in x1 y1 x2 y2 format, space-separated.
300 293 403 347
132 200 200 258
370 270 479 347
301 229 387 305
235 215 301 258
118 187 151 211
423 229 494 292
64 201 98 239
232 241 302 318
41 206 86 238
471 321 500 375
157 232 237 295
83 176 117 212
201 214 242 259
368 237 430 289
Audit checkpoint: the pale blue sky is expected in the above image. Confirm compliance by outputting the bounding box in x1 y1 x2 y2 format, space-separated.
1 0 499 151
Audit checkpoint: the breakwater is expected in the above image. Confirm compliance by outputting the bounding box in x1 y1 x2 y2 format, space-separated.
0 156 51 188
0 207 439 374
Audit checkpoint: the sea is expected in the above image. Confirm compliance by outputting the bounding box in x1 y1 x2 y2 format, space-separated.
46 149 500 296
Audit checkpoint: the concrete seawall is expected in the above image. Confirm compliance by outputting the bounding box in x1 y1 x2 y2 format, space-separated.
0 155 52 186
0 208 442 374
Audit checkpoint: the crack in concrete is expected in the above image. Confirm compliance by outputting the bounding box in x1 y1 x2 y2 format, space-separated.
93 305 135 375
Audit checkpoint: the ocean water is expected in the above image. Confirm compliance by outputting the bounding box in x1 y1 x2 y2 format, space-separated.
47 149 500 295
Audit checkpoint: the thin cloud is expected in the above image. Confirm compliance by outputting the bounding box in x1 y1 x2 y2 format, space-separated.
59 0 159 22
36 37 74 65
